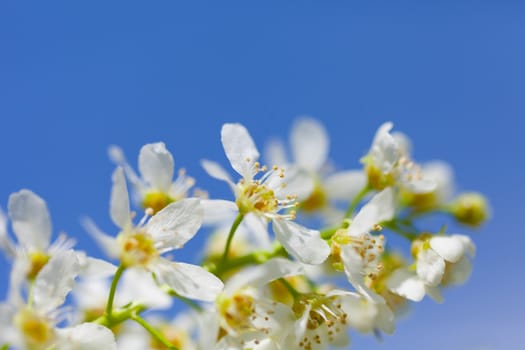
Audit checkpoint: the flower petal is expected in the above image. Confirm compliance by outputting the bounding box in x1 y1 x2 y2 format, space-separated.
8 189 51 251
264 139 288 167
429 236 465 263
8 254 29 306
452 234 476 257
146 198 203 252
416 248 445 286
369 122 399 173
386 269 425 302
118 269 173 309
348 188 395 236
153 258 224 302
201 199 238 226
201 159 234 185
403 178 437 194
138 142 174 191
425 285 444 303
422 161 454 200
376 303 395 334
340 245 384 303
33 249 81 314
221 123 260 179
340 293 378 333
0 208 15 257
243 213 272 250
290 117 329 171
76 254 118 278
272 219 330 265
110 167 132 229
217 332 281 350
324 170 367 201
81 217 119 258
55 323 117 350
0 304 17 345
444 256 472 286
108 145 144 191
271 167 314 201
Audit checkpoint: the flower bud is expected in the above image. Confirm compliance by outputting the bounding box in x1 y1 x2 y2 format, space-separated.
450 192 489 227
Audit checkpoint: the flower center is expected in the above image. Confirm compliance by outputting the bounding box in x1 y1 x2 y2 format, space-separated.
27 251 51 280
293 294 348 349
142 191 175 214
218 292 256 331
236 180 279 215
365 164 395 190
118 231 158 268
299 183 328 213
235 163 298 219
401 190 438 212
331 230 385 280
14 309 53 346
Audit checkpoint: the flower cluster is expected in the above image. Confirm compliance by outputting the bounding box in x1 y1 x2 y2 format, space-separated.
0 119 489 350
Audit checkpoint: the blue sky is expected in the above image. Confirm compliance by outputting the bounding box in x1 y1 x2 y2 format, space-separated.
1 1 524 349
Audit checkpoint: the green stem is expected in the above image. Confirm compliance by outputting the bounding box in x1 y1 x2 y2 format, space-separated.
27 280 35 309
320 226 339 240
94 303 146 328
210 243 286 277
221 213 244 264
105 264 125 320
344 185 370 219
279 278 301 299
166 289 202 312
131 313 179 350
1 343 9 350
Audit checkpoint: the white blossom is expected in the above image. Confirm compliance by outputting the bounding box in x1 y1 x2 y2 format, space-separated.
0 250 117 350
85 167 223 302
202 123 330 265
109 142 196 214
265 117 367 224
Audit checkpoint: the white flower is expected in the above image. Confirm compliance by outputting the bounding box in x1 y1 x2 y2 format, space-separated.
285 289 394 350
0 250 117 350
332 188 396 302
416 234 475 287
265 117 367 224
400 161 455 211
385 269 443 303
210 259 301 347
109 142 196 214
0 190 115 283
386 234 475 302
202 123 330 265
85 167 223 302
363 122 436 193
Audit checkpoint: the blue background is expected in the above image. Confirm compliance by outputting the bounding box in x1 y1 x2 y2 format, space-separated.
1 1 524 349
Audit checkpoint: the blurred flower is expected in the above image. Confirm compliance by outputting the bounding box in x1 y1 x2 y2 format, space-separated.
0 190 114 283
386 234 475 302
265 117 366 224
362 122 436 193
0 250 116 350
109 142 196 214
